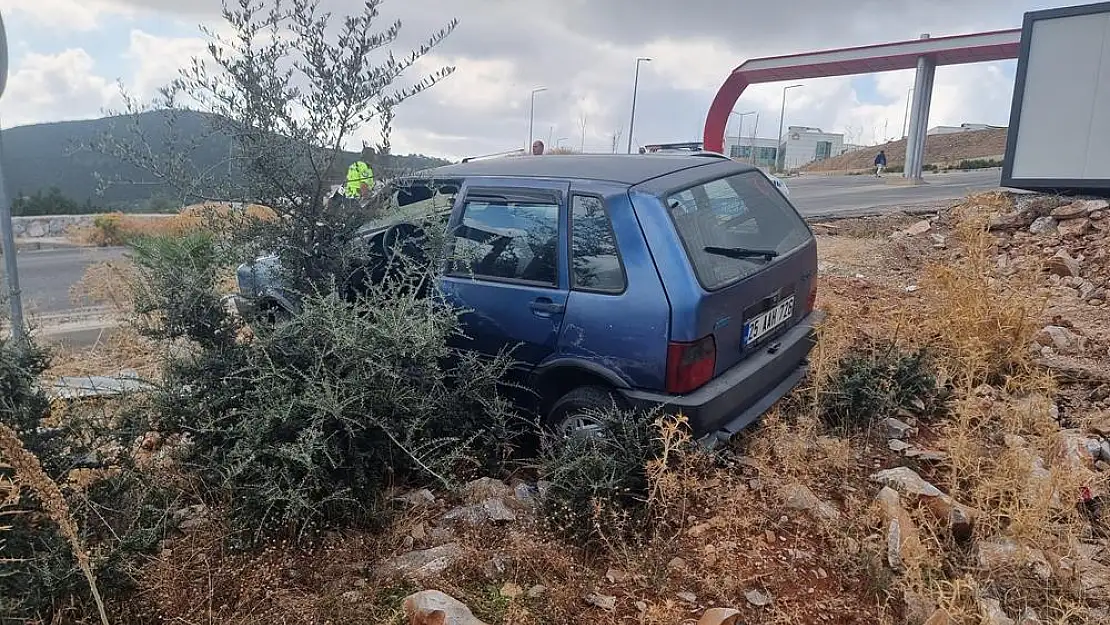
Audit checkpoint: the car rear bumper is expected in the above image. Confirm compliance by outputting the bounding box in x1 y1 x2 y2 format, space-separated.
617 311 823 445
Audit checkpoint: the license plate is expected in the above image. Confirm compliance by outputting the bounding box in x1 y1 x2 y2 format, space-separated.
743 296 795 346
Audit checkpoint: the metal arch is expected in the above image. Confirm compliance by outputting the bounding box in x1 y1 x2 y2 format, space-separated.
703 29 1023 155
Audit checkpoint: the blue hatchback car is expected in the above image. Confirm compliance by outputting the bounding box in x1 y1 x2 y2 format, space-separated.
232 153 822 445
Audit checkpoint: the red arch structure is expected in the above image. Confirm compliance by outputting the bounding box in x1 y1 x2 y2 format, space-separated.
703 29 1023 156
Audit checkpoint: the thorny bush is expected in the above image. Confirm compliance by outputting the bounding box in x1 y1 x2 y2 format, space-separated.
820 342 942 433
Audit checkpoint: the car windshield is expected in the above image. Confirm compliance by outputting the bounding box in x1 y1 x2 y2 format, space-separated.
359 178 459 232
666 171 810 290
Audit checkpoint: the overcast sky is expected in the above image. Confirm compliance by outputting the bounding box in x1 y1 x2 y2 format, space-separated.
0 0 1064 161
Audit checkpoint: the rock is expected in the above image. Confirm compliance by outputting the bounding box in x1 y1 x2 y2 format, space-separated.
499 582 523 599
604 567 629 584
905 219 932 236
1050 429 1103 471
677 591 698 604
1058 217 1091 237
512 482 538 505
978 539 1052 580
374 543 463 580
978 597 1015 625
403 590 489 625
903 589 938 624
1071 199 1108 216
870 467 942 497
764 529 777 544
411 522 427 541
526 584 547 599
396 488 436 507
1016 608 1041 625
874 487 923 570
1034 326 1084 355
1028 216 1058 234
697 608 742 625
341 590 362 603
1046 250 1081 277
781 484 841 521
744 589 773 607
583 592 616 611
904 448 948 462
1052 201 1092 219
441 498 517 525
461 477 515 504
667 556 687 570
881 417 915 440
889 439 914 453
923 608 952 625
481 554 509 579
26 221 46 238
989 212 1025 231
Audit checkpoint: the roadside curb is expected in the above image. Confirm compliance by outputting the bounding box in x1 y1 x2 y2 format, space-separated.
6 238 87 253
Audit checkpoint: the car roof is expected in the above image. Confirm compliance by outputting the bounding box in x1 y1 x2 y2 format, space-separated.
422 154 756 186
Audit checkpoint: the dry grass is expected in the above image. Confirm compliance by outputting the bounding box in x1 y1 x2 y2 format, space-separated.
69 203 277 247
0 423 110 625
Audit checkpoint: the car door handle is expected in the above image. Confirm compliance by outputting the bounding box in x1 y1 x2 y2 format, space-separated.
530 298 565 316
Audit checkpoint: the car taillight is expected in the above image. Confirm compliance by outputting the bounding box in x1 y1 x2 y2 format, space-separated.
666 335 717 394
806 280 818 313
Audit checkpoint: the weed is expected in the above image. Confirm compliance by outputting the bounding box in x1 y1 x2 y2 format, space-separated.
820 342 939 433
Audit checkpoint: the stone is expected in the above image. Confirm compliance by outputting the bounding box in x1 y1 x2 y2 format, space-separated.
1028 216 1058 234
403 590 489 625
461 477 515 504
526 584 547 598
26 221 46 238
1058 217 1091 238
889 439 914 453
870 467 942 497
667 556 687 570
1016 608 1042 625
1034 326 1083 354
604 567 629 584
905 219 932 236
874 487 923 570
881 417 915 440
744 589 773 607
764 529 777 544
583 592 617 611
1075 199 1108 215
903 589 938 624
411 522 427 541
904 448 948 462
395 488 436 507
782 484 841 521
677 591 698 604
499 582 523 599
1052 201 1092 219
341 590 362 603
989 212 1025 231
1050 429 1103 471
373 543 463 580
441 498 517 525
697 608 742 625
481 554 509 579
978 539 1052 580
978 597 1015 625
1046 250 1081 277
923 608 952 625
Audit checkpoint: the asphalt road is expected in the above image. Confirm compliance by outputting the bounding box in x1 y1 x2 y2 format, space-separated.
6 169 1004 346
787 168 1003 217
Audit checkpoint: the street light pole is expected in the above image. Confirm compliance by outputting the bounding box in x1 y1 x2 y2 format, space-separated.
728 110 756 158
0 10 25 344
776 84 803 172
528 86 547 151
626 57 651 154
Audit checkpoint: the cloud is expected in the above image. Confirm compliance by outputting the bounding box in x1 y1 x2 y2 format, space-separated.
0 0 134 32
0 49 120 126
0 0 1063 159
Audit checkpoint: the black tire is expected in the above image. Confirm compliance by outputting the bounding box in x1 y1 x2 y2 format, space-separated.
546 385 625 438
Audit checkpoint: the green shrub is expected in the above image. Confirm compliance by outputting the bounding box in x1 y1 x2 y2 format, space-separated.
820 343 940 433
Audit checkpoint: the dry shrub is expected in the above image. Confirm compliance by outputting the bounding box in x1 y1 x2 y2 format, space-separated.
70 259 140 314
913 194 1045 391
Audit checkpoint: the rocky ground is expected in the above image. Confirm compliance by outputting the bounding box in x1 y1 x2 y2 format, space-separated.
44 192 1110 625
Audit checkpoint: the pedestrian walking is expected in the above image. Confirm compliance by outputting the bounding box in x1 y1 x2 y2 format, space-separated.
874 150 887 177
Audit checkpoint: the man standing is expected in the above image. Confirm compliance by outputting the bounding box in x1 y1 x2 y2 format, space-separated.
345 158 375 200
531 140 545 156
874 150 887 177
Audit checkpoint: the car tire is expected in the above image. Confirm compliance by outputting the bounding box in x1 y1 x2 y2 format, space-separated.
547 385 626 438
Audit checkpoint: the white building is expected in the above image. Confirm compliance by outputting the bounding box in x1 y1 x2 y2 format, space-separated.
927 123 1005 136
723 136 782 168
781 126 845 170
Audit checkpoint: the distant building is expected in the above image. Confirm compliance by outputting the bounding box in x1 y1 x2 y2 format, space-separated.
724 136 782 168
927 123 1006 136
781 126 845 170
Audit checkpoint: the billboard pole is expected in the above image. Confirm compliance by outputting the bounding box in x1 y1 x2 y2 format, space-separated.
0 10 26 344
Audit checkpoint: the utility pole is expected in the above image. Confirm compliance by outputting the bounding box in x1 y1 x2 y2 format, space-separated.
626 57 651 154
776 84 803 172
901 86 914 138
0 10 25 344
527 86 546 151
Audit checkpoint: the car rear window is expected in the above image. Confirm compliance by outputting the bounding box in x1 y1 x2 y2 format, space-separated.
666 171 811 290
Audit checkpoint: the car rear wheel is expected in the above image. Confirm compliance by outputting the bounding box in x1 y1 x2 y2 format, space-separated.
547 386 625 438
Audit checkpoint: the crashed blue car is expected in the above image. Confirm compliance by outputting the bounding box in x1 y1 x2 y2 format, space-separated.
231 154 822 444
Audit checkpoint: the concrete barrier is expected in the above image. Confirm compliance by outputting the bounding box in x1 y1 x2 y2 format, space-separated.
11 214 169 239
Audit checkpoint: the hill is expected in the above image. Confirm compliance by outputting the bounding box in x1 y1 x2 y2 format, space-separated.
804 127 1008 173
0 111 451 212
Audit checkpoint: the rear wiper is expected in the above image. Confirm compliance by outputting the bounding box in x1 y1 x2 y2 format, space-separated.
703 246 778 260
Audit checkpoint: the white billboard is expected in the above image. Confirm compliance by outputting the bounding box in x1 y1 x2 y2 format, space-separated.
1003 2 1110 193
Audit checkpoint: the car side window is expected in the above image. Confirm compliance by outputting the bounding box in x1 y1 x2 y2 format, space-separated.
451 196 560 286
570 195 626 293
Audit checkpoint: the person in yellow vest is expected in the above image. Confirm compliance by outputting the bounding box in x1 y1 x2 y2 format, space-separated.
345 159 375 200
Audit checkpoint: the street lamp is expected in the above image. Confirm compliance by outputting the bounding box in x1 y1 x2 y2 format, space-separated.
528 86 547 151
729 110 756 158
0 9 24 344
776 84 803 172
626 57 651 154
